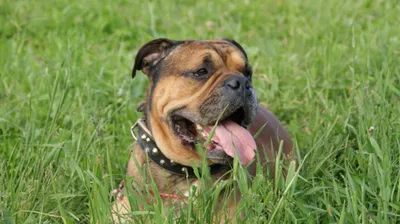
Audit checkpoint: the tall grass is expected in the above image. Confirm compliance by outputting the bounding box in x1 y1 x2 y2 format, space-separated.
1 0 399 223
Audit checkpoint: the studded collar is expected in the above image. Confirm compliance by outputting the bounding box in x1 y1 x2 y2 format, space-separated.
131 118 228 178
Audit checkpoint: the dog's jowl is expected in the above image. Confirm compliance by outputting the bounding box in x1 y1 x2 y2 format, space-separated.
112 38 296 223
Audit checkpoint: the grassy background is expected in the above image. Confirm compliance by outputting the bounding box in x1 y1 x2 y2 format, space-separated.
1 0 400 223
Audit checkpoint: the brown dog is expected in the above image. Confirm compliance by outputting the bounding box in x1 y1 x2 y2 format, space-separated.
112 38 295 223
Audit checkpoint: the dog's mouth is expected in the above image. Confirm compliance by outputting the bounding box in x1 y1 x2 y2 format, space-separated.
171 107 256 165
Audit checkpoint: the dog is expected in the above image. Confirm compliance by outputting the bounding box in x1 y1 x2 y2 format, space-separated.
112 38 296 223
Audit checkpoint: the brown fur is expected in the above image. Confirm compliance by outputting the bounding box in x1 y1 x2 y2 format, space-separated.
112 39 296 223
145 40 253 167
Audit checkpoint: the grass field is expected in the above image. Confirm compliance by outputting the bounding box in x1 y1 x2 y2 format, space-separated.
1 0 400 223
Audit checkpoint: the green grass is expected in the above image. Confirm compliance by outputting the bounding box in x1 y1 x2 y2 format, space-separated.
1 0 400 223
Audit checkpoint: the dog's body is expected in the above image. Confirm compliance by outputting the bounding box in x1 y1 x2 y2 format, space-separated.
112 39 295 222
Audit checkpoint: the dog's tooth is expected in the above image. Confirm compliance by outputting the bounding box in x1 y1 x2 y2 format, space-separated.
200 131 208 140
195 124 203 131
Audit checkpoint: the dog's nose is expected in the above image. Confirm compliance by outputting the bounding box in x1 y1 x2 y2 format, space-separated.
224 75 251 94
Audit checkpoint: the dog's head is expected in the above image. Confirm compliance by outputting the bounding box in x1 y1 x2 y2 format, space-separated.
132 39 258 167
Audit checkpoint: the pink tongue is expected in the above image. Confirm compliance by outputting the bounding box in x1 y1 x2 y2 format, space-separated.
206 121 256 165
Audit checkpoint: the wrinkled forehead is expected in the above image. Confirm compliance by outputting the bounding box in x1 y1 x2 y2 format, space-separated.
164 40 247 70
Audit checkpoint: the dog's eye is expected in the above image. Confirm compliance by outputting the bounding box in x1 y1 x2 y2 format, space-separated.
194 68 208 77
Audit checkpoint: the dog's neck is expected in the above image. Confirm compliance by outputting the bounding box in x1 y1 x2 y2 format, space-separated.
132 117 229 178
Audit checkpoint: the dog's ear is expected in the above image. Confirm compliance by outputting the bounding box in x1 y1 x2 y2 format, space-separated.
222 38 248 60
132 38 179 78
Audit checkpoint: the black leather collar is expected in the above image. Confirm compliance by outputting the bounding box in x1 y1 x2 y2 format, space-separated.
131 118 228 178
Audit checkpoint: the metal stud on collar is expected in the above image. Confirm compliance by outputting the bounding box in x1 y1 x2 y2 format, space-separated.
131 118 152 141
131 117 227 178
